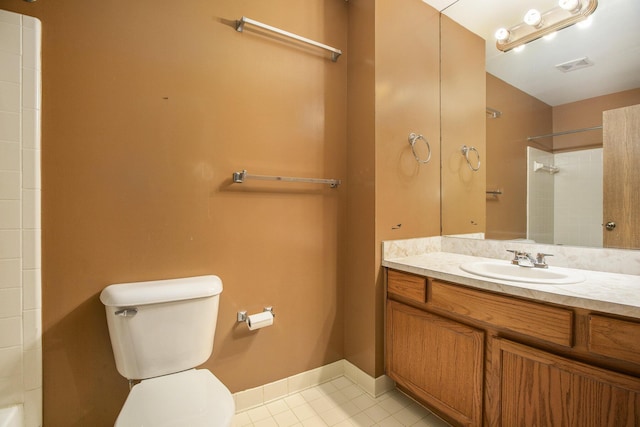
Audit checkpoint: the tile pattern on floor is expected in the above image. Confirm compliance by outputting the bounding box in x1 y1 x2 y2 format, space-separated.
233 376 451 427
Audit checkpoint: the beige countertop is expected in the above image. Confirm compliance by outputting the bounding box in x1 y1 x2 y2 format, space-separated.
383 251 640 320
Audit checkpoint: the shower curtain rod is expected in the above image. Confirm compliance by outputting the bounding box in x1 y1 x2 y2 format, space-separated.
527 125 603 141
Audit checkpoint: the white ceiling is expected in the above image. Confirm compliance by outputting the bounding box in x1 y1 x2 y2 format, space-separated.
423 0 640 106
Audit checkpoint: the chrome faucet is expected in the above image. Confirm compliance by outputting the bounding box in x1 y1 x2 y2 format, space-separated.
507 250 536 267
507 250 553 268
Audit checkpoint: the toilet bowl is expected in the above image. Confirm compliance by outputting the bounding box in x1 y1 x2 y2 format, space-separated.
100 275 234 426
116 369 234 427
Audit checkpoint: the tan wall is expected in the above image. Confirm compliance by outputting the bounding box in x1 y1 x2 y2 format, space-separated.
1 0 474 424
345 0 376 377
553 88 640 151
374 0 441 376
485 74 553 240
344 0 441 380
440 15 486 236
0 1 348 425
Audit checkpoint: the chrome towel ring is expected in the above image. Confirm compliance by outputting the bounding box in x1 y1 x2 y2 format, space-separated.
461 145 481 171
408 133 432 164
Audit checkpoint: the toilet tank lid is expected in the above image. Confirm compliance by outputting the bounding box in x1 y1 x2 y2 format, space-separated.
100 275 222 307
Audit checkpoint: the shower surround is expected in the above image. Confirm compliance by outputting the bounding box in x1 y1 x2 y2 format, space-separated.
0 9 42 427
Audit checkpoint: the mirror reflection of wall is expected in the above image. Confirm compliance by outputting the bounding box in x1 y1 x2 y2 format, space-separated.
527 147 556 245
527 146 603 247
440 15 486 237
486 77 640 247
553 148 603 247
485 74 551 241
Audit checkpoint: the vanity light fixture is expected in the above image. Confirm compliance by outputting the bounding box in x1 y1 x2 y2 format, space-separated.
494 0 598 52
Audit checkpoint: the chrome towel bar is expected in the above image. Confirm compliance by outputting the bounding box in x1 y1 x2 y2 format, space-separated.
486 107 502 119
232 170 341 188
235 16 343 62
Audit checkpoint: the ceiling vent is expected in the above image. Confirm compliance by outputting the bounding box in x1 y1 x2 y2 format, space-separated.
555 56 594 73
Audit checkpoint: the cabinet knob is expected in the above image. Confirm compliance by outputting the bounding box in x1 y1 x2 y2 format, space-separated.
605 221 616 231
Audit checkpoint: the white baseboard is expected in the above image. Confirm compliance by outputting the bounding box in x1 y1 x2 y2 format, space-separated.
233 359 395 412
342 360 396 398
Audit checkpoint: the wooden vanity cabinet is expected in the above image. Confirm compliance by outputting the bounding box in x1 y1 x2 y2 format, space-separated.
386 300 484 427
385 269 640 427
493 338 640 427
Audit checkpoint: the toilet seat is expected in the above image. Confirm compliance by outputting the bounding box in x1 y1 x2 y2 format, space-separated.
115 369 235 427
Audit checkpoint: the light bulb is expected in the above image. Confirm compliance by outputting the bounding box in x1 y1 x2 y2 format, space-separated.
543 32 557 41
524 9 543 27
513 45 526 53
495 28 510 42
559 0 581 13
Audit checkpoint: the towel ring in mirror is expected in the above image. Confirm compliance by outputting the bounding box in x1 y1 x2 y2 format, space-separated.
461 145 481 171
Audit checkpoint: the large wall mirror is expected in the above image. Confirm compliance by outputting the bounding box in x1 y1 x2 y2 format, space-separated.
437 0 640 250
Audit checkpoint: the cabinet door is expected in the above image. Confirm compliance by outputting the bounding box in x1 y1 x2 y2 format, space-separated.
386 300 484 427
493 337 640 427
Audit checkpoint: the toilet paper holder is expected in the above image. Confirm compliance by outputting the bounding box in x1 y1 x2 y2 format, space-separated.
237 306 275 323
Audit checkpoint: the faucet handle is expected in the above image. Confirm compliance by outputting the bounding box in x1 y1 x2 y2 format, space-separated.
506 249 519 264
506 249 531 265
535 253 553 268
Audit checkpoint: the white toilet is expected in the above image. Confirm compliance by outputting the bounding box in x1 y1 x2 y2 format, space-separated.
100 275 235 426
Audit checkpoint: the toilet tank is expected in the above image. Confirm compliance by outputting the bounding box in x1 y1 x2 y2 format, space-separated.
100 275 222 380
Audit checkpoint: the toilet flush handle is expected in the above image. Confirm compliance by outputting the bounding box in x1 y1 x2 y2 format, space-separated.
114 307 138 317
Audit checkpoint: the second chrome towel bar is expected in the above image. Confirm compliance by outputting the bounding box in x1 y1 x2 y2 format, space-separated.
236 16 343 62
232 170 341 188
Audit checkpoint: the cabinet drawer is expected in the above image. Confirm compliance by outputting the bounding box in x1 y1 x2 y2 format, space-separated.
429 280 574 347
589 314 640 365
387 270 426 303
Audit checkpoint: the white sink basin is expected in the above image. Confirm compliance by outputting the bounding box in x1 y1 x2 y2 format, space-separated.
460 261 586 284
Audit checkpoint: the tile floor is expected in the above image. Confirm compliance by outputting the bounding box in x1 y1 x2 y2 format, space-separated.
233 376 451 427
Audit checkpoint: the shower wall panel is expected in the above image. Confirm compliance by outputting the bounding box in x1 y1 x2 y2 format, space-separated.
0 9 42 427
